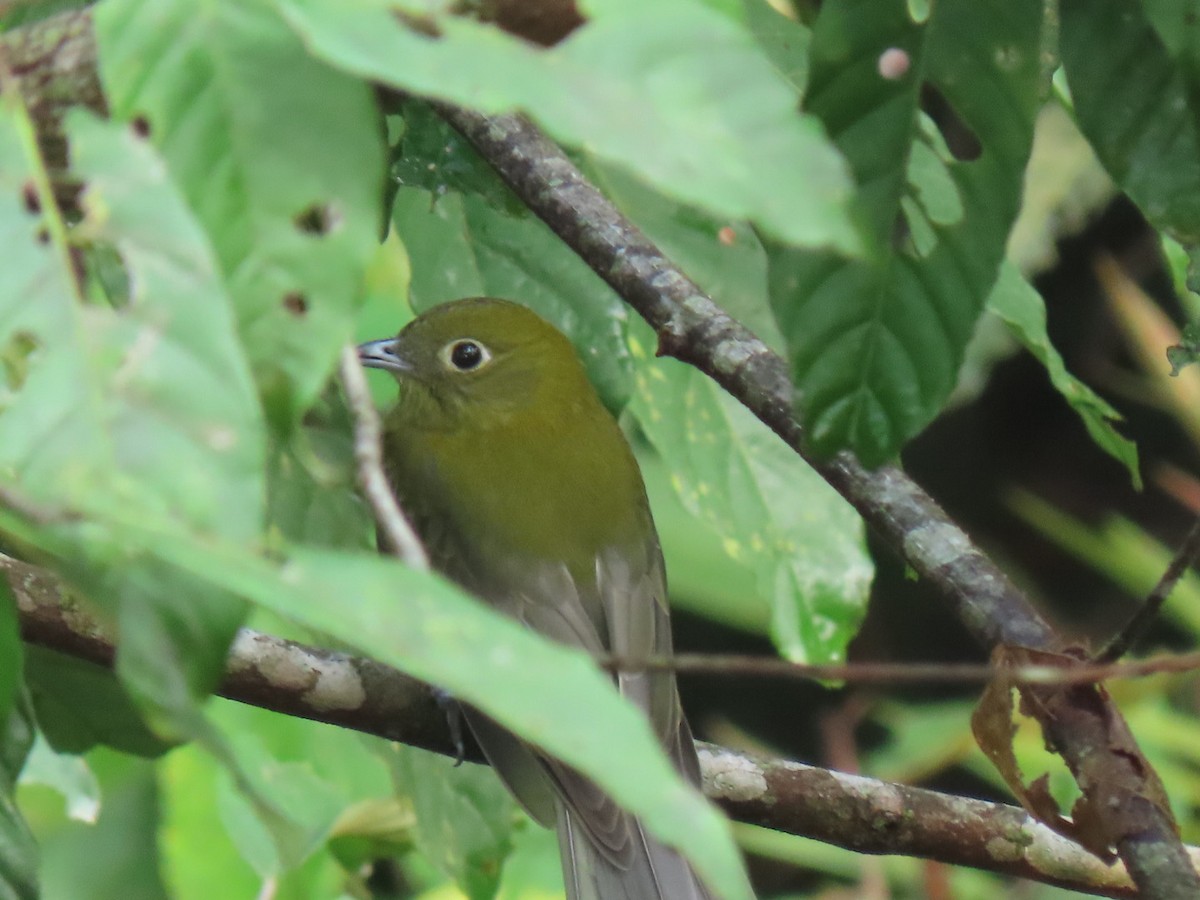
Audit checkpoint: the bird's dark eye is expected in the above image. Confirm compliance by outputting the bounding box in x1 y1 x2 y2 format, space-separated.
448 340 486 371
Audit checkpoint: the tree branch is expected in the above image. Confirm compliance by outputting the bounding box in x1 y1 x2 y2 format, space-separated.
3 550 1179 899
1097 515 1200 663
432 106 1199 895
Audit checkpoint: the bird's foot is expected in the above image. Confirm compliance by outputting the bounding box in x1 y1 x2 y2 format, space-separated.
434 688 466 767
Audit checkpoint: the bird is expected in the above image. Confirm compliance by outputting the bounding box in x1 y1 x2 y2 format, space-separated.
359 297 718 900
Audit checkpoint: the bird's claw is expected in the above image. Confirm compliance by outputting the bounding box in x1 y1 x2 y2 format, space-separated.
434 688 466 766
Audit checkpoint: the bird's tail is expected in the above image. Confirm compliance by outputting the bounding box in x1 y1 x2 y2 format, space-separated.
557 804 714 900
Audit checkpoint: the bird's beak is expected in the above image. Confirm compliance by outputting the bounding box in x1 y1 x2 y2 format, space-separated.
357 338 411 375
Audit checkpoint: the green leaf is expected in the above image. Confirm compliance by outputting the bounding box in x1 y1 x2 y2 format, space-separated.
768 0 1043 462
0 703 36 900
94 0 386 424
202 698 394 881
213 737 345 876
1160 235 1200 320
1168 322 1200 377
265 390 372 551
390 100 526 216
17 735 99 824
740 0 811 94
630 355 871 663
640 453 768 635
495 823 563 900
1061 0 1200 242
157 747 260 898
389 745 517 899
0 108 265 540
0 579 18 731
67 110 265 719
0 99 264 731
355 230 414 410
34 755 168 900
278 0 860 253
1 103 357 880
392 187 634 411
23 647 174 759
107 523 752 900
588 161 871 658
587 160 786 353
986 263 1141 488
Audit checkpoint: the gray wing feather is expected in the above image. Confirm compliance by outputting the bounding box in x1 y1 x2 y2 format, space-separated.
462 544 715 899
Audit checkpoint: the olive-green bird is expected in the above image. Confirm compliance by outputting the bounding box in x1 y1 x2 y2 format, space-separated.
359 298 716 900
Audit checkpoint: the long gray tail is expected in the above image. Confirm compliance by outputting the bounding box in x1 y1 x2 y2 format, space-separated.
557 804 714 900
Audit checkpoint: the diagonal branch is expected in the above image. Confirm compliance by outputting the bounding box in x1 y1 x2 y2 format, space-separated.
4 550 1183 899
1097 515 1200 663
431 105 1199 895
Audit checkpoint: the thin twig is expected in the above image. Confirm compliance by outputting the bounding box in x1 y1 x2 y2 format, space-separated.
604 649 1200 686
1097 516 1200 664
337 345 429 571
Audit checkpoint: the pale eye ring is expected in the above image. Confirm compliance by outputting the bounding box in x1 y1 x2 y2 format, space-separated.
441 339 491 372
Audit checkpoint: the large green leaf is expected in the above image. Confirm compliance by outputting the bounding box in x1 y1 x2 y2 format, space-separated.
94 0 385 423
157 748 261 898
278 0 860 254
392 187 634 411
768 0 1043 462
631 357 871 663
1060 0 1200 243
0 102 262 733
99 521 752 900
494 823 563 899
640 453 767 635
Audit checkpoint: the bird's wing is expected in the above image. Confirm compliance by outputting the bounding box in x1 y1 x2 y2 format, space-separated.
439 536 711 898
473 543 703 861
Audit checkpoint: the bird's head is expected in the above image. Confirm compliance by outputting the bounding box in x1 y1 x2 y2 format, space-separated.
358 298 590 426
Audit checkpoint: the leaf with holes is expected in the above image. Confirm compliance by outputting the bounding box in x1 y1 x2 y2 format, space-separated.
768 0 1043 462
278 0 860 254
94 0 385 425
0 104 262 731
